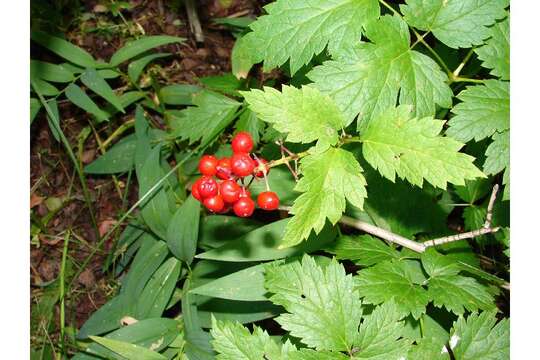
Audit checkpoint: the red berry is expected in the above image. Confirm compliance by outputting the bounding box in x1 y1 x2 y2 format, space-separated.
233 197 255 217
203 195 225 213
231 153 255 177
220 180 241 203
191 178 203 201
198 155 218 176
257 191 280 210
254 158 270 178
216 157 233 180
239 187 251 198
231 131 254 153
197 176 218 199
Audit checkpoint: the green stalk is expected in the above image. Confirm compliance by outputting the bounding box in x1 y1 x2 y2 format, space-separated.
59 231 71 354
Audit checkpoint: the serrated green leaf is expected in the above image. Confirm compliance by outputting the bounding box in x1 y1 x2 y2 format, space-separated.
407 337 449 360
30 60 74 82
242 0 379 74
109 35 184 66
65 83 109 122
361 105 485 189
175 90 241 147
289 350 348 360
242 86 345 150
282 147 367 248
327 235 400 267
128 53 171 83
234 109 263 146
89 336 167 360
484 130 509 175
231 34 258 79
401 0 509 49
454 179 491 204
475 16 510 80
355 260 429 319
447 80 509 143
81 68 124 113
421 248 462 278
309 15 452 127
354 301 411 359
451 311 509 360
265 256 362 351
31 31 97 68
166 195 201 264
84 134 136 174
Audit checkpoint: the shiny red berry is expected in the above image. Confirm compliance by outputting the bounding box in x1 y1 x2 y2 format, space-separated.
191 178 203 201
231 153 255 177
197 176 218 199
254 158 270 178
257 191 280 210
231 131 254 153
239 187 251 198
233 197 255 217
220 180 241 203
203 195 225 213
216 157 233 180
198 155 218 176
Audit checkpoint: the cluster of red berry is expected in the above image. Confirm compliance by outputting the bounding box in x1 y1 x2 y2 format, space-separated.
191 132 280 217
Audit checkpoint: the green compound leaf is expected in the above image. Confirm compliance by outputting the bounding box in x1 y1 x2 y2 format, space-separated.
360 105 485 189
281 147 367 248
265 256 362 351
450 311 509 360
400 0 509 49
475 16 510 80
354 301 411 359
242 86 345 151
447 80 509 143
240 0 380 75
174 90 241 147
309 15 452 127
327 235 400 267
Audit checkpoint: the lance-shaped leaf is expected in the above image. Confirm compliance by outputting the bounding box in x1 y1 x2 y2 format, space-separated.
447 80 509 143
360 105 485 189
475 16 510 80
309 15 452 127
242 86 345 150
401 0 509 49
239 0 380 75
281 147 367 248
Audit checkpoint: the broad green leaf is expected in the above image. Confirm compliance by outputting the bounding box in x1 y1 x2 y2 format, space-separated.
128 53 171 83
241 0 379 74
110 35 184 66
475 16 510 80
31 31 96 68
174 90 241 147
89 336 167 360
190 262 268 302
210 318 289 360
484 130 509 175
160 84 203 105
234 109 263 146
355 260 429 319
166 195 201 264
289 350 348 360
77 295 133 338
101 91 146 120
309 15 452 127
65 83 109 122
360 105 485 189
73 318 180 359
199 216 262 249
242 86 345 150
447 80 509 142
81 68 124 113
231 34 258 79
135 258 181 319
451 311 509 360
198 299 281 328
407 337 449 360
401 0 509 48
327 235 400 267
200 74 243 95
282 147 366 248
265 256 362 351
30 98 41 123
354 301 411 359
454 179 491 204
421 248 462 278
31 78 59 96
137 146 173 240
84 134 136 174
30 60 74 82
196 219 336 262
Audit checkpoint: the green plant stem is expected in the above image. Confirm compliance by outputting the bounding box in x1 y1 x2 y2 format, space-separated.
452 48 476 78
32 82 101 242
451 76 485 84
102 119 135 149
59 231 71 354
419 315 425 338
378 0 399 16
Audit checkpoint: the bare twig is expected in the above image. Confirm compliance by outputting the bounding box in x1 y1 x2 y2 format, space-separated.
185 0 204 43
275 140 299 180
484 184 499 228
423 227 501 248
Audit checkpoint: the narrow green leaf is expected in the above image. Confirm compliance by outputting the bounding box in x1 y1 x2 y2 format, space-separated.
81 68 124 113
31 31 97 68
65 83 109 122
101 91 146 119
77 295 133 338
89 336 167 360
30 98 41 124
84 134 136 174
30 60 74 82
199 74 243 95
166 195 201 264
110 35 184 67
199 215 262 249
31 78 59 96
159 84 202 105
128 53 171 83
198 299 281 328
45 99 61 142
